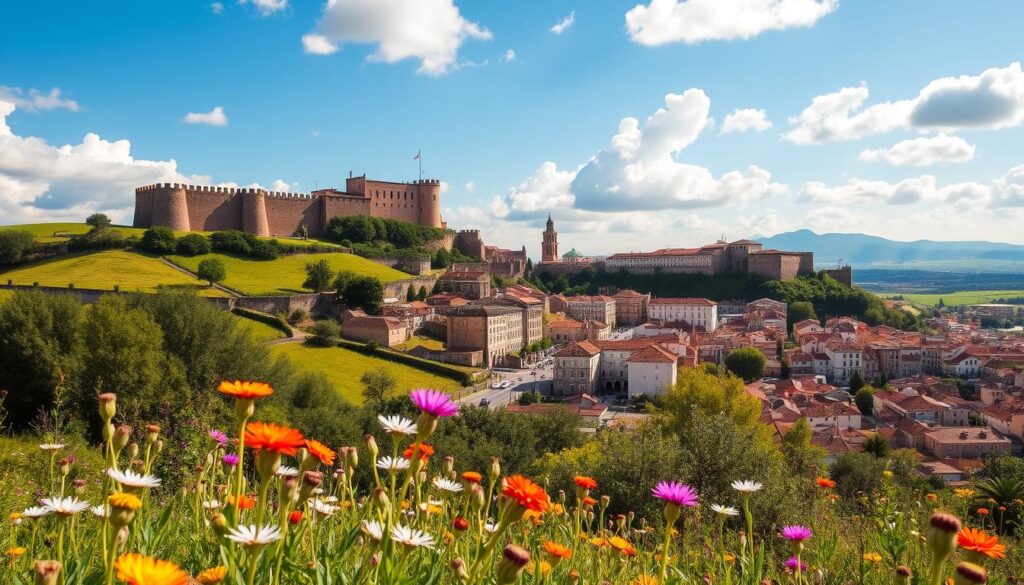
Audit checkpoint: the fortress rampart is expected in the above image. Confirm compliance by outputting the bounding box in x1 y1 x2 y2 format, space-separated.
134 176 444 237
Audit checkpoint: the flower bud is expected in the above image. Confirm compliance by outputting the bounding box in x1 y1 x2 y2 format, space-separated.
299 471 322 502
569 570 580 584
155 439 164 454
953 562 987 585
895 565 912 585
283 477 299 503
128 443 139 460
443 455 455 477
363 435 378 462
102 422 115 443
453 516 469 531
34 560 61 585
98 393 117 422
490 457 501 480
371 487 391 512
345 446 359 469
145 424 160 445
470 483 485 513
113 425 132 452
452 557 469 581
927 512 961 562
59 457 72 477
71 479 86 495
600 495 611 510
496 544 530 585
210 513 228 535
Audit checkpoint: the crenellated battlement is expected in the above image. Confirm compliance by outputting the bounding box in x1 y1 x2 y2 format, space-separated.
135 183 316 199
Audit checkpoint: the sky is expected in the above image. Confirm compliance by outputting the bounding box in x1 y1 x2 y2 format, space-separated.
2 0 1024 259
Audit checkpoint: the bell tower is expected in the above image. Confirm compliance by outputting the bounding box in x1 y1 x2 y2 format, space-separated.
541 214 558 262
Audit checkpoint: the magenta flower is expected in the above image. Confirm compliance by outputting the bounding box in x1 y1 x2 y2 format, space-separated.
784 557 807 571
651 481 698 507
409 389 458 418
209 429 228 445
781 525 813 542
222 453 240 467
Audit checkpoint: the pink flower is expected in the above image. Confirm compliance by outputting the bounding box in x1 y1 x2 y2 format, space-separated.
785 557 807 571
781 525 813 542
222 453 240 467
209 429 228 445
652 481 698 507
409 389 458 418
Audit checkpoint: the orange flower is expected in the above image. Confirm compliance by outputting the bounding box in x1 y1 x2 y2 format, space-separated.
503 474 550 513
925 493 938 502
574 476 598 490
623 545 638 557
958 527 1006 560
196 566 229 584
114 553 189 585
815 477 836 489
244 422 305 456
543 540 572 559
229 494 255 510
217 380 273 400
976 508 990 516
288 510 303 524
304 439 336 467
608 536 631 552
403 442 435 461
583 496 598 507
462 471 483 484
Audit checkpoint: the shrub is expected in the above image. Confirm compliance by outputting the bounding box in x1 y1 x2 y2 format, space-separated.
288 308 309 325
310 319 341 347
0 229 35 264
724 346 766 382
140 226 177 254
303 259 335 293
249 239 281 260
196 258 226 286
175 233 211 256
209 230 252 255
67 227 126 252
85 213 112 229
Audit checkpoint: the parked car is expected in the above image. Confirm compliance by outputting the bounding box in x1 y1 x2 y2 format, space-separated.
500 380 512 389
490 382 502 389
479 398 490 407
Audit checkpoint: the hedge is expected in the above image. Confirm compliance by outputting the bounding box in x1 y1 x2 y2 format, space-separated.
231 307 293 338
336 339 475 386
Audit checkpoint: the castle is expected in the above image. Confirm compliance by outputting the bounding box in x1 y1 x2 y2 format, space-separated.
133 175 444 237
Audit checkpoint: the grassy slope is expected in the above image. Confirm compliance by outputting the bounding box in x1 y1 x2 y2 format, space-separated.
888 289 1024 306
270 342 460 404
394 335 445 351
167 252 409 296
1 223 147 243
0 250 228 297
235 315 287 343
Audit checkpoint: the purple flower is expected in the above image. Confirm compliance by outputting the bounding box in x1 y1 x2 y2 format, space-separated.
222 453 239 467
784 557 807 571
651 481 699 507
410 389 458 418
209 429 228 445
781 525 813 542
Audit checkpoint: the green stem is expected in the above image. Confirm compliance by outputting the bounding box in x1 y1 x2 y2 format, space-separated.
659 517 672 583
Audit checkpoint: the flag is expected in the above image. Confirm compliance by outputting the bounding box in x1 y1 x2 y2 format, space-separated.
413 150 421 160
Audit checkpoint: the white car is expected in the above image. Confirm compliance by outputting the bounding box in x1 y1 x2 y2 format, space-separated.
500 380 512 389
490 382 502 389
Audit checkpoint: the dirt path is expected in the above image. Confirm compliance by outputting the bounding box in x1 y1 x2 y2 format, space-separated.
158 257 241 297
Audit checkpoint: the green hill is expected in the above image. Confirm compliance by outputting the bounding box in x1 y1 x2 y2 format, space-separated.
0 222 146 243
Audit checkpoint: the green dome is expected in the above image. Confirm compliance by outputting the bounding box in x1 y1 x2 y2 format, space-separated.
562 248 583 258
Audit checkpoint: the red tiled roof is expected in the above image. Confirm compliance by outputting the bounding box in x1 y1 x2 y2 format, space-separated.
553 341 601 357
649 298 716 306
626 345 677 364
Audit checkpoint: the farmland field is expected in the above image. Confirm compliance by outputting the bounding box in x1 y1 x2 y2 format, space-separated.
270 342 460 404
0 250 228 296
0 222 147 243
885 289 1024 307
167 252 409 296
235 315 288 342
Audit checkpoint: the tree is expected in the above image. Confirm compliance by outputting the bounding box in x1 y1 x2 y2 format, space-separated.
176 233 211 256
406 286 416 302
937 298 946 309
344 276 384 314
361 368 397 409
517 389 542 405
831 452 887 498
303 259 335 293
416 286 428 301
333 270 356 295
310 319 340 347
788 301 817 329
781 417 826 478
0 230 36 264
724 347 766 382
862 432 890 458
854 387 875 416
85 213 112 230
849 370 866 393
653 367 762 435
196 258 226 287
140 226 177 254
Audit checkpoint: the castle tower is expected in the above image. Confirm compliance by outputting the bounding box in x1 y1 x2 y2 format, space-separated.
151 183 191 232
241 189 271 237
417 179 443 228
541 214 558 262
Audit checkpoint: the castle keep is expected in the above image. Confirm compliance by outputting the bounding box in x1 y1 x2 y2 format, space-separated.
133 175 444 237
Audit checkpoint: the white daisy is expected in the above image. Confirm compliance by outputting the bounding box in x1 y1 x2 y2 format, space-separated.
390 524 434 549
710 504 739 516
483 521 499 533
275 466 299 478
323 496 339 504
91 505 107 519
21 507 50 519
107 468 162 489
39 443 65 451
202 500 222 510
309 499 339 517
376 456 411 472
731 480 763 494
225 524 282 547
432 477 463 493
41 497 90 516
361 519 384 541
378 414 417 436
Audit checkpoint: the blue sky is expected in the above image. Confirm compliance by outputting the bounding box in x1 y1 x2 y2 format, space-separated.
2 0 1024 258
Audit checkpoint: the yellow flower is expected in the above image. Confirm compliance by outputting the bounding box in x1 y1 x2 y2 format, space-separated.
925 493 938 502
608 536 631 552
5 547 26 558
109 492 143 511
196 566 228 584
8 512 22 522
525 560 552 576
722 553 736 563
549 503 565 516
588 537 607 547
882 470 893 478
114 553 189 585
425 504 442 516
631 576 659 585
863 552 882 563
341 500 353 509
954 488 975 499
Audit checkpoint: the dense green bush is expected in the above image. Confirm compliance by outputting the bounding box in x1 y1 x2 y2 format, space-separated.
67 227 126 251
209 230 281 259
175 233 211 256
196 257 226 286
140 226 177 254
0 229 36 264
310 319 341 346
85 213 112 230
326 215 449 248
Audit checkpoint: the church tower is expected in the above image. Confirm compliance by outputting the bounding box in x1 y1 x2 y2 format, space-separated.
541 214 558 262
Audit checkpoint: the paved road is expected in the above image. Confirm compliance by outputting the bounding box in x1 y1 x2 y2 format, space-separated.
459 360 555 408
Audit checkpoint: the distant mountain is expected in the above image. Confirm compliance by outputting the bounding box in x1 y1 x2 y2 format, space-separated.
756 230 1024 272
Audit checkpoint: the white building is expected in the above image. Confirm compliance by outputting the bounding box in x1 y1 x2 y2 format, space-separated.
648 298 718 332
626 345 679 398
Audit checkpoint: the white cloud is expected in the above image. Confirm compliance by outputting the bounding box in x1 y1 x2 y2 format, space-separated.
550 11 575 34
804 206 868 232
302 34 339 55
858 133 975 167
0 99 199 224
501 49 516 63
269 179 292 191
239 0 287 16
721 108 772 134
304 0 492 76
494 161 577 217
625 0 837 46
211 3 224 14
786 62 1024 144
993 164 1024 207
801 174 993 207
0 86 79 112
183 106 228 126
463 181 475 193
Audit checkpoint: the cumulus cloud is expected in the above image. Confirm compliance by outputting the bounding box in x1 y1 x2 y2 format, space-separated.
302 34 339 55
463 181 475 193
501 49 516 63
239 0 287 16
304 0 492 76
858 133 975 166
786 62 1024 144
800 173 994 207
625 0 837 46
269 179 292 191
804 205 868 232
0 100 198 224
550 11 575 34
211 3 224 14
721 108 772 134
493 161 577 218
992 164 1024 207
0 86 79 112
183 106 228 126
